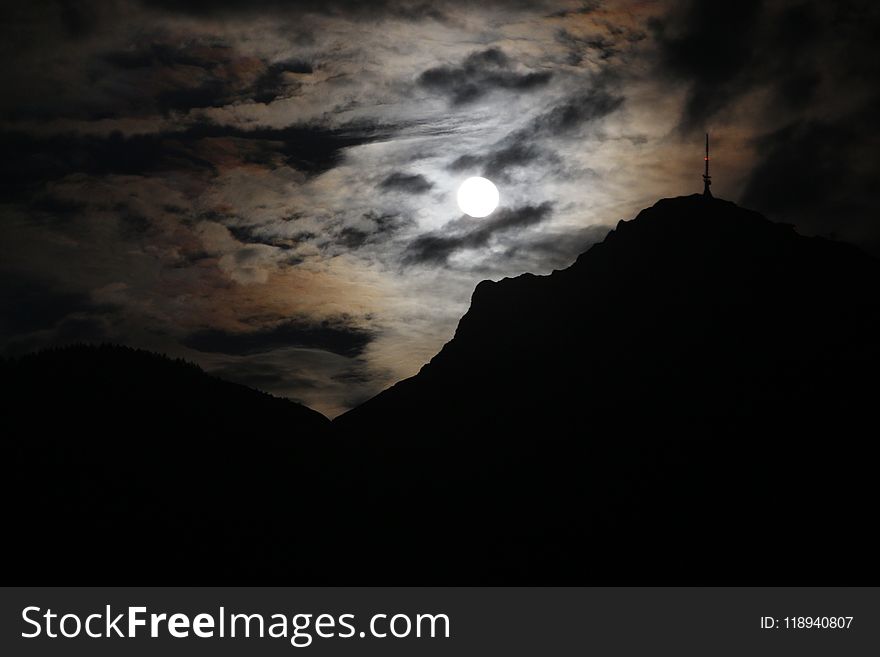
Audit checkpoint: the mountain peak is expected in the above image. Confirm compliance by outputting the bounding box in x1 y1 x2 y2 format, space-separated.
338 195 880 433
328 195 880 576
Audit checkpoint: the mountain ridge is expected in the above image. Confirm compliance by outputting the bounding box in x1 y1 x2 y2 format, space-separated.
335 193 880 434
2 342 331 428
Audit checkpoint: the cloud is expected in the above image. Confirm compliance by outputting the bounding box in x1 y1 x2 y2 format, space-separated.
102 40 316 111
328 211 411 251
529 85 624 136
252 59 314 104
183 318 374 357
740 111 880 252
648 1 879 134
499 224 611 271
0 271 95 336
208 359 315 390
649 0 763 132
197 345 389 418
418 47 552 105
0 122 387 201
0 269 120 357
547 1 601 18
405 202 554 265
141 0 427 18
446 81 622 179
139 0 550 21
449 142 545 178
380 172 434 194
337 227 370 249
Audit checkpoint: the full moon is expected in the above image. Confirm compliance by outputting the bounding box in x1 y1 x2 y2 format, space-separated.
457 177 499 218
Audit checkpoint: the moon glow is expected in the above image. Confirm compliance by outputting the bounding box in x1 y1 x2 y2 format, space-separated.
457 177 499 218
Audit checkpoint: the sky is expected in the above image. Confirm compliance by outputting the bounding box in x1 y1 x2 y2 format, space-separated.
2 0 879 417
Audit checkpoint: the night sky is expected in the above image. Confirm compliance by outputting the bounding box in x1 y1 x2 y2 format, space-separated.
2 0 878 416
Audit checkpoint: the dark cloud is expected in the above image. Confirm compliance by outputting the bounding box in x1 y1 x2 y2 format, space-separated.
767 2 822 109
379 172 433 194
102 41 315 111
740 112 880 253
448 82 621 179
57 0 100 38
447 154 481 171
502 224 611 269
405 202 554 265
0 270 119 358
221 123 390 176
226 226 300 251
547 1 600 19
209 360 317 390
0 122 386 200
142 0 425 18
117 210 154 239
0 130 210 200
156 82 232 114
5 28 314 121
183 319 374 357
331 365 375 385
651 1 880 133
105 44 312 114
450 142 546 178
53 315 109 344
140 0 547 21
332 211 410 250
101 45 170 71
363 210 410 235
0 271 94 337
102 41 235 71
529 85 623 136
337 227 370 249
29 193 88 217
418 47 552 105
555 29 618 65
252 59 313 104
650 0 763 132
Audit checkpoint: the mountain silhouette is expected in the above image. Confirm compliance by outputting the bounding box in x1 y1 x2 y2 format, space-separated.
338 194 880 434
7 195 880 581
334 194 880 580
5 344 329 433
5 345 334 579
